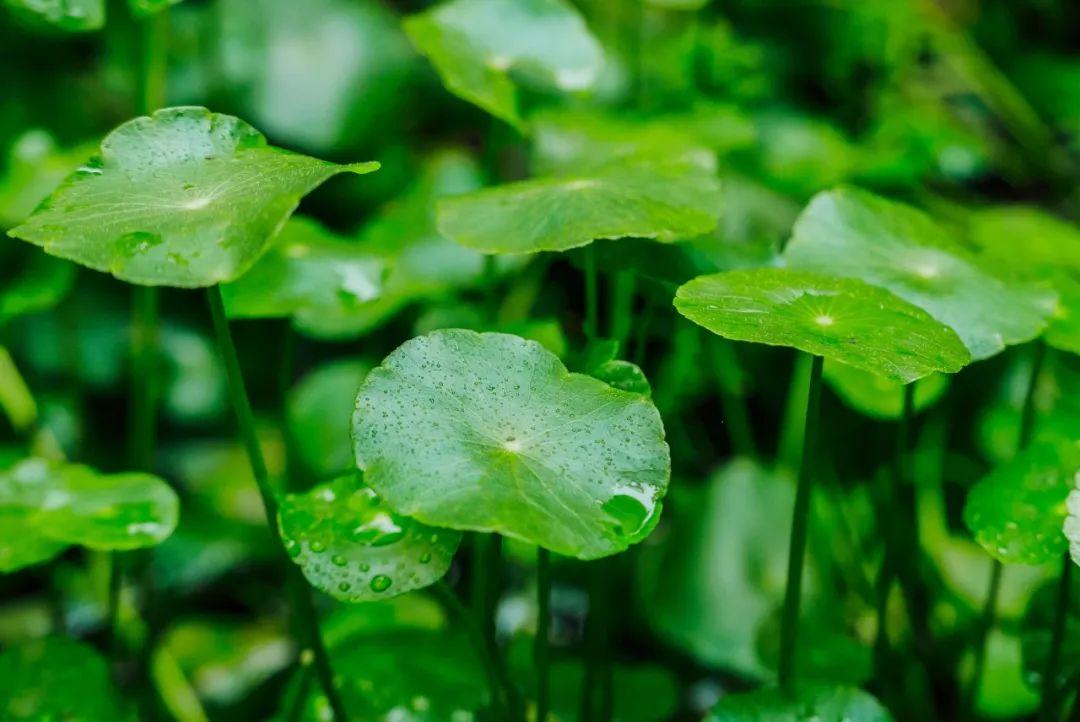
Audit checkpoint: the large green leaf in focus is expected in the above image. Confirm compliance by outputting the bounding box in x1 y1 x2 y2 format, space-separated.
707 685 892 721
279 474 462 602
965 441 1080 565
823 360 948 420
784 187 1051 360
353 329 670 559
287 358 370 479
674 268 970 383
438 160 722 254
8 107 378 288
0 637 131 720
221 216 389 336
2 0 104 31
404 0 603 129
0 458 178 571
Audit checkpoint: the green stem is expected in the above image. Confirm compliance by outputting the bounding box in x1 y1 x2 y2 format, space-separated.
608 271 634 347
483 254 499 324
1041 554 1073 720
778 354 824 694
535 548 552 722
584 245 599 340
205 287 349 722
136 8 169 114
778 353 813 471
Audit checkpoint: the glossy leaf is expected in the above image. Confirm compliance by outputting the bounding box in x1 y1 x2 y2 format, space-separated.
823 360 948 420
222 216 389 335
9 107 378 288
404 0 603 128
2 0 104 31
437 160 722 254
784 187 1051 360
674 268 970 383
353 329 670 559
0 637 131 720
279 474 460 602
707 685 892 721
287 358 370 479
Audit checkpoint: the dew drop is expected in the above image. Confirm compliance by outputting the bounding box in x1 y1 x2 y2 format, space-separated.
370 575 392 593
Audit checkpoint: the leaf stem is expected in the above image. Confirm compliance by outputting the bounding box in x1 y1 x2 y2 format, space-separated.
205 286 349 722
778 353 824 694
535 548 552 722
1041 554 1073 720
584 245 599 340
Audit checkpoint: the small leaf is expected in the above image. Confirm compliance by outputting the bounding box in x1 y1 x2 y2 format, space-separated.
9 107 378 288
965 441 1080 565
823 360 948 420
353 329 671 559
404 0 603 128
784 187 1051 360
221 216 389 336
0 638 131 720
707 684 892 721
287 358 370 479
674 268 970 383
278 473 462 602
2 0 104 31
437 160 722 254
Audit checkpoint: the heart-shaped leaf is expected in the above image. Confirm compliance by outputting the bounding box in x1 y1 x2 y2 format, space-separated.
278 473 462 602
965 441 1080 565
784 187 1052 360
287 358 371 479
0 458 178 571
3 0 104 31
437 160 722 254
404 0 603 129
221 216 389 336
0 638 131 720
707 685 892 721
674 268 970 383
823 360 948 420
352 329 670 559
9 106 378 288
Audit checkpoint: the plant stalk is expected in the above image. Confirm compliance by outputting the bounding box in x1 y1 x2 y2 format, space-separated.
205 286 349 721
584 245 599 340
1041 554 1073 720
535 548 552 722
778 354 824 694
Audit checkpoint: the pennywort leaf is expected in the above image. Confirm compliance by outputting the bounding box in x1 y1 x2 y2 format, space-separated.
0 638 131 720
352 329 671 559
823 360 948 420
9 107 378 288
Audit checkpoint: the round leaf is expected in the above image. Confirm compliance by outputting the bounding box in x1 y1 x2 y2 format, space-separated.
674 268 970 383
436 160 722 254
352 329 671 559
707 685 892 721
8 106 378 288
0 638 131 720
278 474 462 602
404 0 603 128
823 360 948 420
287 358 371 479
784 187 1051 360
965 441 1080 565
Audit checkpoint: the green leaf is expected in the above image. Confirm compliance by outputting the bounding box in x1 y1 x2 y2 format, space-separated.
965 441 1080 565
287 358 370 479
279 473 462 602
0 458 178 571
0 251 75 326
707 685 892 721
0 638 131 720
128 0 181 16
823 360 948 420
9 107 379 288
0 130 96 228
404 0 603 129
2 0 104 32
221 216 389 336
674 268 970 383
437 160 722 254
784 187 1051 360
352 329 670 559
0 347 37 433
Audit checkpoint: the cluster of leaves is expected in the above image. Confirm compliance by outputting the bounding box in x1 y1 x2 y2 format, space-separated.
1 0 1080 721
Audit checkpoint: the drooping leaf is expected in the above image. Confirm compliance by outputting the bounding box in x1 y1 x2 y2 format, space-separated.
9 107 379 288
0 637 131 720
437 160 722 254
784 187 1051 360
966 441 1080 565
352 329 670 559
0 458 178 571
404 0 603 129
2 0 104 32
706 684 892 721
823 360 948 420
221 216 389 336
287 358 370 479
278 474 462 602
674 268 970 383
